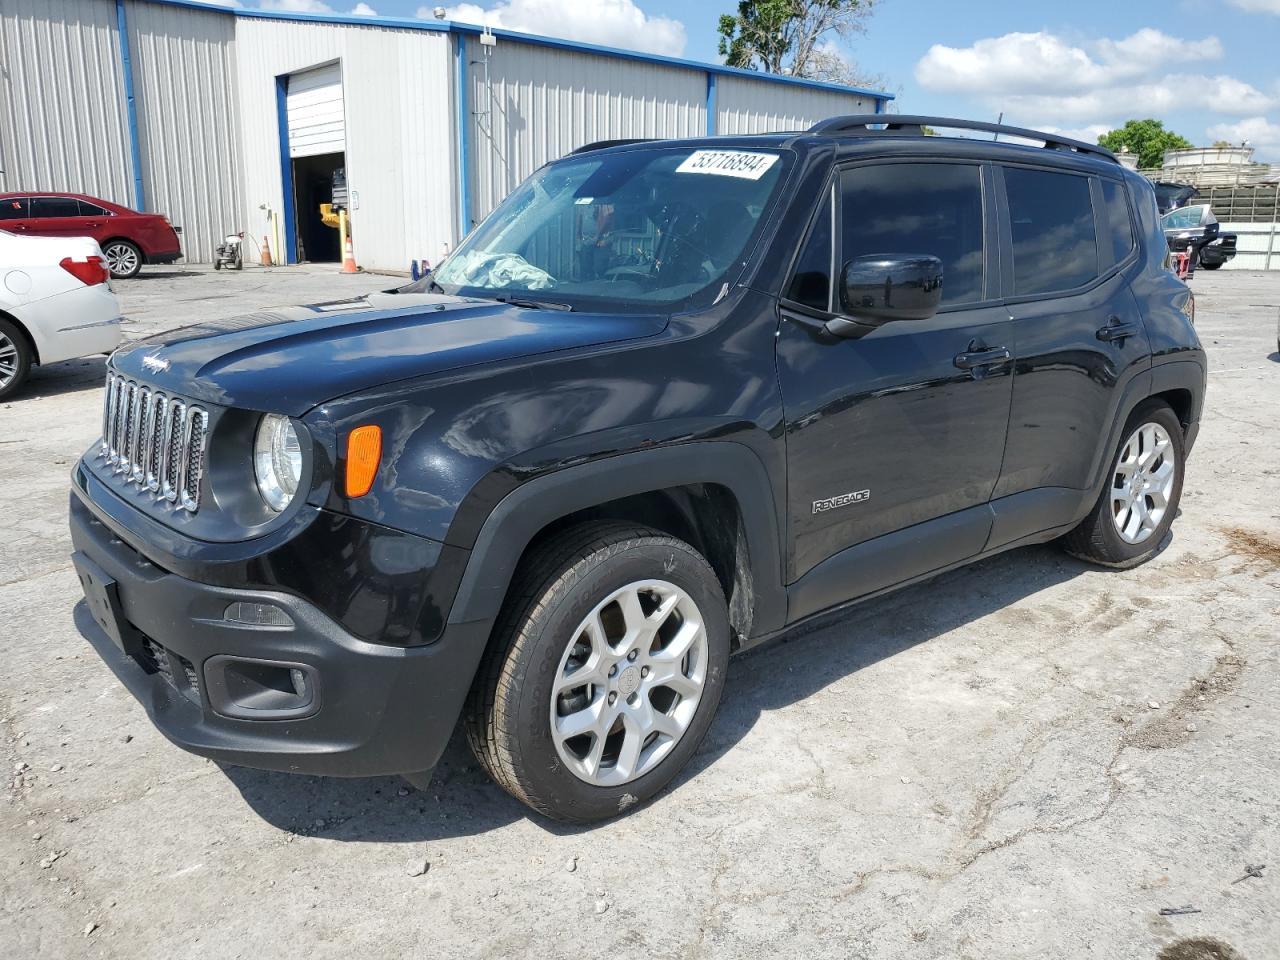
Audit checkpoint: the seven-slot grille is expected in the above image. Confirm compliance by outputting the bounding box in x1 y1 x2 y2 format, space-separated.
100 371 209 512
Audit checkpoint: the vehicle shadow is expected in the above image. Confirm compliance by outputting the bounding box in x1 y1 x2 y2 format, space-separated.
221 540 1113 843
6 356 107 401
123 269 203 279
1267 351 1279 363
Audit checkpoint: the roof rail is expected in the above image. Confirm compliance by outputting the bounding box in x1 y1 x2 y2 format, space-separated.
571 138 655 155
807 115 1118 164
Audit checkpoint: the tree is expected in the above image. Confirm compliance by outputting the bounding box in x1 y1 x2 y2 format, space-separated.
717 0 880 87
1097 119 1194 169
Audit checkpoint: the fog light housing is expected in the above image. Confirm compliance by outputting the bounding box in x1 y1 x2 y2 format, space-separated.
223 601 294 628
204 656 319 720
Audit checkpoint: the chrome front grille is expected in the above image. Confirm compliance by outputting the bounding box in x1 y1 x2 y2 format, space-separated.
100 371 209 512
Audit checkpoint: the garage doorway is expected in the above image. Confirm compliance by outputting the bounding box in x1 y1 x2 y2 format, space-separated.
280 62 347 264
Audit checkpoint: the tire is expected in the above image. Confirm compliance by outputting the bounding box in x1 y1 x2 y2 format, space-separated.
213 259 222 271
1200 261 1222 270
1062 400 1185 568
103 240 143 279
0 317 33 400
465 523 730 822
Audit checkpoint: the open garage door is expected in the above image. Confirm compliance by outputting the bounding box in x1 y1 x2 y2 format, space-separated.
286 62 345 158
285 63 346 262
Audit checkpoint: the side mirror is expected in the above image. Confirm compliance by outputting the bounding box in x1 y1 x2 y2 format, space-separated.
827 254 944 339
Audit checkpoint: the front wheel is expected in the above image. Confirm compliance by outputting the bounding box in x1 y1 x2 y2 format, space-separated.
465 524 730 822
1062 400 1185 568
103 240 142 279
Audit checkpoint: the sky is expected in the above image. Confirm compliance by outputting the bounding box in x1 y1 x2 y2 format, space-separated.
243 0 1280 162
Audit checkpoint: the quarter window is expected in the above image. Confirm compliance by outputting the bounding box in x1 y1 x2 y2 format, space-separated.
30 197 83 218
839 163 984 307
786 186 833 311
77 201 111 217
1004 167 1098 295
1099 179 1135 267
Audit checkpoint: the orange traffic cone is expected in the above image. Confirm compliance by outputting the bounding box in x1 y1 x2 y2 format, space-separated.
260 235 273 267
341 233 359 274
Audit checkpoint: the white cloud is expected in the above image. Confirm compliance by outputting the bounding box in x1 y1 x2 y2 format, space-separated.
350 2 377 13
1226 0 1280 12
1207 116 1280 158
915 28 1271 130
1040 123 1112 144
423 0 686 57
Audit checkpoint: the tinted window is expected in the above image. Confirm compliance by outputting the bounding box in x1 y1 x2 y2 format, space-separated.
1099 179 1135 267
1004 167 1097 295
786 187 832 311
30 197 83 218
0 198 28 220
77 201 110 216
840 163 984 307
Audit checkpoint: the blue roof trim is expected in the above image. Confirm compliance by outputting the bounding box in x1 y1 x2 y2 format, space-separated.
133 0 894 101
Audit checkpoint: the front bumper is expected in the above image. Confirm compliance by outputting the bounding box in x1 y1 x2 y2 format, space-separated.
69 492 491 778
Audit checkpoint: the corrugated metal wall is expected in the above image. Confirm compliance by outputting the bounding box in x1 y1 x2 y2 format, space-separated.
716 75 873 135
0 0 133 206
125 0 241 263
235 16 456 271
465 37 707 224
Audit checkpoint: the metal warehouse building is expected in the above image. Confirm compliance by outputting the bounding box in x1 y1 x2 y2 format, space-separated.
0 0 891 270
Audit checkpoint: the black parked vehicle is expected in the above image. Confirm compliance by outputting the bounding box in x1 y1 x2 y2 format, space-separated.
1163 203 1237 272
70 116 1205 822
1152 181 1199 215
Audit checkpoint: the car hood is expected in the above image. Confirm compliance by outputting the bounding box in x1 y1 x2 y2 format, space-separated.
110 291 668 415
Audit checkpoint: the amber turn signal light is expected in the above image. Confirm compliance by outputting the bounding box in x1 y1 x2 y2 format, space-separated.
345 425 382 497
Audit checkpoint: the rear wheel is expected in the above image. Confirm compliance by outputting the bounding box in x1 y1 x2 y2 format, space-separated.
1063 400 1185 568
103 240 142 279
0 318 33 400
465 523 729 822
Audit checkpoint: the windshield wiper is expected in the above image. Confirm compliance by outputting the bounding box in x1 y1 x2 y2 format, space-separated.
494 295 574 312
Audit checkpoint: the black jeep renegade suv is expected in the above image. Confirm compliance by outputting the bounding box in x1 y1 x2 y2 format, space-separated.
70 116 1205 822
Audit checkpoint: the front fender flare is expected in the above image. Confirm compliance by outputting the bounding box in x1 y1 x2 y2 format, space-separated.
446 441 787 638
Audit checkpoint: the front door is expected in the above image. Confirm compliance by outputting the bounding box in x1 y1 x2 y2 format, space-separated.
777 160 1014 583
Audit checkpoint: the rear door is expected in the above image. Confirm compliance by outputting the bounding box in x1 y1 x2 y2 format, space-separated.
989 164 1151 544
776 159 1014 586
27 196 94 239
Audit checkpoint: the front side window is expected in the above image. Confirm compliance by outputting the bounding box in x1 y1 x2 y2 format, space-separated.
785 185 833 311
1004 167 1098 296
0 197 28 220
431 147 790 312
839 163 984 307
30 197 83 218
1099 179 1136 267
1161 204 1214 231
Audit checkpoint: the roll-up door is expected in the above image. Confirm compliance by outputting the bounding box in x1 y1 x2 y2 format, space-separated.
287 63 345 158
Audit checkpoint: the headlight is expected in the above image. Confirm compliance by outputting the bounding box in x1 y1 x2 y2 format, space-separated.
254 414 302 512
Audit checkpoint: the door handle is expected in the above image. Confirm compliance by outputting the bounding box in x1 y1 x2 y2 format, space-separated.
1096 318 1140 343
954 346 1011 370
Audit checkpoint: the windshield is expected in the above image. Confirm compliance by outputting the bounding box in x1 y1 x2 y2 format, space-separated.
429 147 790 311
1162 204 1215 230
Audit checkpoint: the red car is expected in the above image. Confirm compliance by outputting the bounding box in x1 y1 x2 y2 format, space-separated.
0 192 181 279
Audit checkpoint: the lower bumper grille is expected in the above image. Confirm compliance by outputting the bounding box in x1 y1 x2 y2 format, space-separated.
136 634 200 703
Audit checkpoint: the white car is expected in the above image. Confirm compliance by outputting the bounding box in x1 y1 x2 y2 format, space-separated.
0 229 124 399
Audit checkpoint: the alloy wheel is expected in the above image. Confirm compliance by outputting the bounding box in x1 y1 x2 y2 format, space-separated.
1111 421 1177 544
105 242 140 277
0 331 18 390
550 579 709 787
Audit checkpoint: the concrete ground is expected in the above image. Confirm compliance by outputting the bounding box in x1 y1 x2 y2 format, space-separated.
1 264 1277 960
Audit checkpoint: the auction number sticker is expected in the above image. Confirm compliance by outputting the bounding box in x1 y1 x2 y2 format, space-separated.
675 150 779 180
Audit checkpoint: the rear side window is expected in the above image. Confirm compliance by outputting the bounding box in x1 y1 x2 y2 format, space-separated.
0 198 28 220
786 186 833 311
1004 167 1098 296
840 163 984 307
30 197 83 218
77 201 110 216
1098 179 1135 267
